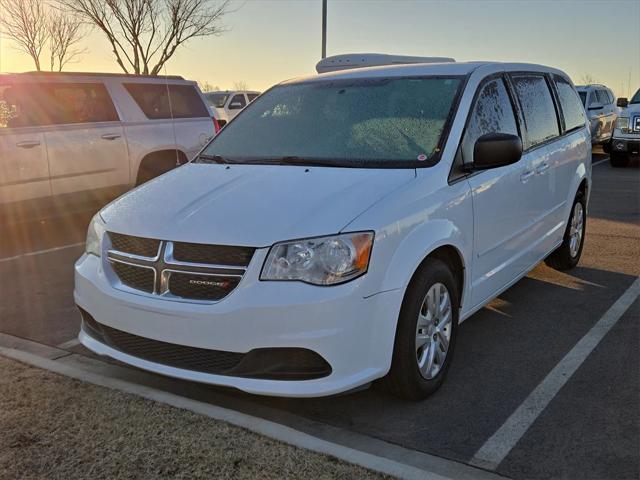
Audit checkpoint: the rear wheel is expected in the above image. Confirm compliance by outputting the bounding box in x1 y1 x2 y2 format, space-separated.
385 258 459 401
610 152 630 168
545 191 586 271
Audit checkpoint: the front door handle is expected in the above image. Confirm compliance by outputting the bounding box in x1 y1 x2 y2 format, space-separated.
520 170 535 183
16 140 41 149
536 162 550 174
101 133 121 141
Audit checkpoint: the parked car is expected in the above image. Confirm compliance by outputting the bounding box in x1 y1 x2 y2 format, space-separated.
75 57 591 400
204 90 261 126
610 88 640 167
0 72 216 212
576 84 617 147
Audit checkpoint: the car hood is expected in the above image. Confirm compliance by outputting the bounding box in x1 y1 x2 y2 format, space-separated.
101 163 415 247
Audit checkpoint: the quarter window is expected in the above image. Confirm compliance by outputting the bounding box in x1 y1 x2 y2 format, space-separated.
462 78 519 163
553 76 587 132
512 75 559 149
124 83 209 119
247 93 259 102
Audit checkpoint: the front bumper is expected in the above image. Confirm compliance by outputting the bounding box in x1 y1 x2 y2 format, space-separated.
74 253 403 397
611 137 640 155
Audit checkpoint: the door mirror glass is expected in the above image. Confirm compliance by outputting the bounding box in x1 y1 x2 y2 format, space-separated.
617 97 629 108
471 133 522 170
588 102 603 111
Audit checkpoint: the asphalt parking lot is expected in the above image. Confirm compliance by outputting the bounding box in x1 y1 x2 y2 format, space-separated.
1 152 638 479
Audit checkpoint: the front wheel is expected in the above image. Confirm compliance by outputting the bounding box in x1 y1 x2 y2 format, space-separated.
385 258 459 401
545 191 586 271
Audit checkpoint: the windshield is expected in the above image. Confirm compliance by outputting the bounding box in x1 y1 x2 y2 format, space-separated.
578 91 587 106
198 76 463 167
206 93 229 108
631 89 640 104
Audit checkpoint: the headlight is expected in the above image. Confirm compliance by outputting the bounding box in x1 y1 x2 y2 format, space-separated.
261 232 374 285
616 117 630 133
85 213 106 257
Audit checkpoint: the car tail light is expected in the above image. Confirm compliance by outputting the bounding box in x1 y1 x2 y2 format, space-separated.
212 117 221 133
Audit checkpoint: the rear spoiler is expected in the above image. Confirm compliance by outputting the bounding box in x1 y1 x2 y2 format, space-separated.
316 53 455 74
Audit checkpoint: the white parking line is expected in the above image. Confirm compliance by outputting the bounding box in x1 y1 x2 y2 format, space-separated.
57 338 81 350
471 276 640 470
592 158 609 167
0 242 84 263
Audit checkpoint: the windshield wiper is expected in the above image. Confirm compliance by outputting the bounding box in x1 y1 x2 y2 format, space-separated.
276 156 358 167
197 154 229 164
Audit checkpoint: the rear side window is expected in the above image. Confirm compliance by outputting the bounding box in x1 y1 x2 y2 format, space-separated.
595 90 609 105
462 78 519 163
0 82 117 127
47 83 119 124
247 93 259 102
229 94 247 110
124 83 209 119
511 75 559 149
553 76 586 132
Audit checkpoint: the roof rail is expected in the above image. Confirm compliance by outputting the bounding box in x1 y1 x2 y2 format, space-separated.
14 71 185 80
316 53 455 74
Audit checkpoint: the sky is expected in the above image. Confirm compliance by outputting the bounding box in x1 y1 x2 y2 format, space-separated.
1 0 639 97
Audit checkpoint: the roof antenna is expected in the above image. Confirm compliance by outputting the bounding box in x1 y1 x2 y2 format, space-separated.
163 63 180 167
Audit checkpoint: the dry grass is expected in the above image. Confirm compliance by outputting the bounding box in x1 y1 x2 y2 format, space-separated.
0 356 389 480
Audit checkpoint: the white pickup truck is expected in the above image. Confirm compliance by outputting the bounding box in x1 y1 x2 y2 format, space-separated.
610 88 640 167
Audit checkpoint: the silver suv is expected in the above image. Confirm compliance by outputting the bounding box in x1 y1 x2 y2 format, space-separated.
576 84 617 147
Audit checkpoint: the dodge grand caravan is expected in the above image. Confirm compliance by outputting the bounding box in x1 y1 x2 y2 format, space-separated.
74 60 591 400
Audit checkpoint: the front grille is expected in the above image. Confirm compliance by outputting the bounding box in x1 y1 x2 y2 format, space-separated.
173 242 254 266
106 233 250 302
168 273 241 301
111 262 155 293
109 232 160 257
82 313 243 374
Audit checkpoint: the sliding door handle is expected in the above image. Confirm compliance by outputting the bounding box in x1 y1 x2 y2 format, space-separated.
536 162 550 174
520 170 535 183
16 140 41 149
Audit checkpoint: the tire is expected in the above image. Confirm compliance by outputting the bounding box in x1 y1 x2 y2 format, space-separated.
602 139 611 154
385 258 459 401
135 151 185 186
610 152 630 168
545 191 586 271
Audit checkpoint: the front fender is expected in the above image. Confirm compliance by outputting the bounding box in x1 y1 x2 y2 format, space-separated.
381 218 469 295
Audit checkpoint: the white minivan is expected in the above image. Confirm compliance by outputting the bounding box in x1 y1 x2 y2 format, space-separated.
75 60 591 400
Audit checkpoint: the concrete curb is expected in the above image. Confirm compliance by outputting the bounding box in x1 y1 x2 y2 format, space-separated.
0 338 505 480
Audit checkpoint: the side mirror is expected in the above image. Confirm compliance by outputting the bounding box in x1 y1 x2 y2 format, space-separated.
617 97 629 108
229 102 243 110
470 133 522 171
588 102 604 111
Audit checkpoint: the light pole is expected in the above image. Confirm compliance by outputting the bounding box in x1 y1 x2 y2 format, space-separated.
321 0 327 59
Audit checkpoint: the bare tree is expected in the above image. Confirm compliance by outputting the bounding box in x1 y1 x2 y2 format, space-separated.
233 80 248 91
580 74 596 85
198 80 219 92
47 11 87 71
0 0 49 70
59 0 234 75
